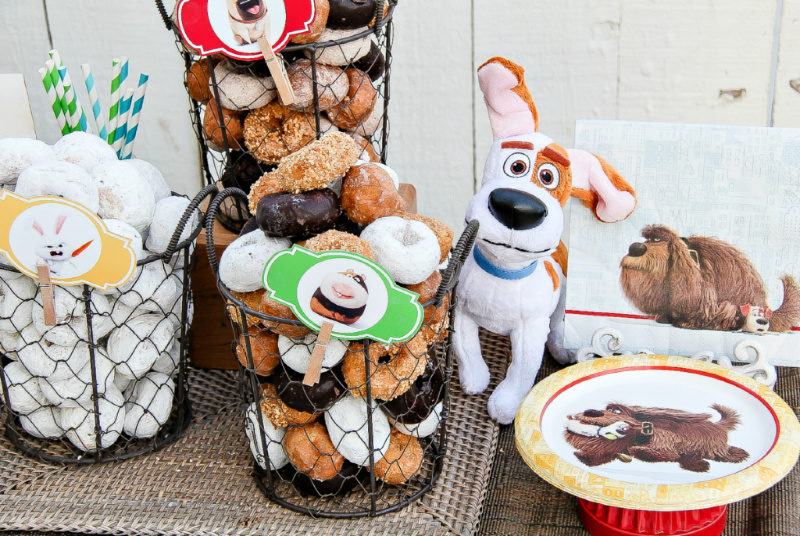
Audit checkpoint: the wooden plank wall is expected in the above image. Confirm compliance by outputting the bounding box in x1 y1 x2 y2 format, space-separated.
2 0 799 232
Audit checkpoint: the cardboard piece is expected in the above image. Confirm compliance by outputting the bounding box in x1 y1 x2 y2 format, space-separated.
0 74 36 139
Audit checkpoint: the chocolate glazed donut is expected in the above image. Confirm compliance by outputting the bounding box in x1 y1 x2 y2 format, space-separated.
381 351 445 424
326 0 376 29
273 364 347 414
278 460 362 496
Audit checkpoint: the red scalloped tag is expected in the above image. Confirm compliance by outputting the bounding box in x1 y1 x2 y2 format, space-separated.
175 0 315 60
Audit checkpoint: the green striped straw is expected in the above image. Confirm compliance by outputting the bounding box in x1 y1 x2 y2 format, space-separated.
81 64 108 141
108 58 126 146
114 87 135 156
58 66 87 132
39 66 67 135
120 74 149 160
45 60 70 135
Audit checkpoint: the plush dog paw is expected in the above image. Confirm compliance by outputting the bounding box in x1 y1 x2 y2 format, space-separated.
458 360 490 395
487 381 526 424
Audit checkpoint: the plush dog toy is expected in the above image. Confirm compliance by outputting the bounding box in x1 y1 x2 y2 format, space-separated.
454 57 636 424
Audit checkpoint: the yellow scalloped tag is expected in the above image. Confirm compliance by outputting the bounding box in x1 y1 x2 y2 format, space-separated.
0 191 137 290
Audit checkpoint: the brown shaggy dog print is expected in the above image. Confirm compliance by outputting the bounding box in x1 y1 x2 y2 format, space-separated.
564 403 749 473
619 224 800 331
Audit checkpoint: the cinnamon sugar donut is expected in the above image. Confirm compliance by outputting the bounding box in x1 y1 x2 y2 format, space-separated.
247 170 284 214
303 230 376 260
261 382 318 427
374 429 424 485
203 98 246 150
286 59 348 112
340 163 406 225
342 336 428 400
236 326 280 375
187 59 215 103
395 213 454 264
404 271 442 304
274 131 360 193
284 421 344 481
243 102 317 164
290 0 329 44
259 293 311 339
326 68 376 130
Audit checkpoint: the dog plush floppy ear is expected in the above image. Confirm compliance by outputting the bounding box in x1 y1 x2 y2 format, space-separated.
454 57 637 424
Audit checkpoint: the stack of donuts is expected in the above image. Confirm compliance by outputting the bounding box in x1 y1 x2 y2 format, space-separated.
217 129 454 495
0 132 196 453
186 0 391 198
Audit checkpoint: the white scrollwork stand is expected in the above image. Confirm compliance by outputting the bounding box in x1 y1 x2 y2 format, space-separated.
576 327 778 388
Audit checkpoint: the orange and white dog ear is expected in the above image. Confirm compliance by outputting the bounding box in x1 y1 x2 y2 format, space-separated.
477 57 538 140
567 149 636 223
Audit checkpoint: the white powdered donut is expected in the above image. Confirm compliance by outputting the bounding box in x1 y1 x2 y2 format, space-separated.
38 349 116 407
219 232 291 292
325 394 390 466
115 373 134 395
60 386 125 451
214 60 277 110
152 340 181 376
116 262 181 314
1 361 46 414
166 287 191 332
92 159 156 234
126 158 172 203
346 95 383 137
31 289 113 346
244 400 289 470
360 216 440 284
144 196 199 254
390 401 442 438
15 160 100 213
0 252 24 279
0 138 54 185
277 333 347 374
103 219 144 260
123 372 175 438
52 131 118 173
306 27 371 66
0 277 36 333
107 314 176 380
17 340 91 382
20 406 64 439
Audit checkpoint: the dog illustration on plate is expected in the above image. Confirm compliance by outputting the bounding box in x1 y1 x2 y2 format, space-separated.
310 268 369 325
226 0 268 45
619 224 800 332
564 403 749 473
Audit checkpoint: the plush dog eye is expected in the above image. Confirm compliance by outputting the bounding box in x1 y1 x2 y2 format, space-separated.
537 163 560 190
503 153 531 177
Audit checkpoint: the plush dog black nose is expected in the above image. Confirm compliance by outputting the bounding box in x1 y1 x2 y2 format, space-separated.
488 188 547 230
628 242 647 257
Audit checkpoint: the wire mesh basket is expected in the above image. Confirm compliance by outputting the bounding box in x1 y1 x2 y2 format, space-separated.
157 0 396 232
0 184 217 464
205 188 478 517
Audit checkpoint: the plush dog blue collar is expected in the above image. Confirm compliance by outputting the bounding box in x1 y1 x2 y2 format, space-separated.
473 245 538 280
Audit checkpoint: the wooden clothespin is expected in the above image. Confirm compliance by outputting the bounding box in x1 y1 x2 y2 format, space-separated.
257 13 295 106
36 261 56 326
303 321 334 386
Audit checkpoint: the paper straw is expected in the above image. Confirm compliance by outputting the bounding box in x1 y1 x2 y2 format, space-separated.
39 67 68 135
108 58 123 145
120 74 149 160
47 51 70 129
45 60 70 135
59 66 87 132
81 64 108 141
114 88 135 156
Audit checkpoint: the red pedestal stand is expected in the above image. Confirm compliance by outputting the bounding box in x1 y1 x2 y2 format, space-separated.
578 499 728 536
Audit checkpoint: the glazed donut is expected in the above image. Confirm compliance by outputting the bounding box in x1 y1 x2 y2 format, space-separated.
106 314 176 380
350 133 379 162
373 429 424 484
420 295 450 344
222 151 274 195
0 137 54 186
342 337 428 400
20 406 64 439
283 421 344 480
258 293 310 339
273 364 347 414
361 217 440 284
394 213 454 264
261 382 317 427
347 95 383 138
186 59 215 103
340 163 406 225
15 160 100 214
236 326 280 375
303 230 376 260
306 28 371 66
145 196 199 254
286 59 348 112
273 131 360 193
1 361 46 415
277 332 348 374
123 372 175 438
92 159 157 234
247 169 284 214
60 387 125 451
243 102 317 164
219 231 291 292
324 393 391 466
326 0 376 29
204 98 246 151
255 189 340 238
326 68 376 130
245 400 289 470
214 60 277 110
353 41 385 81
53 131 118 173
0 277 35 333
403 271 442 305
291 0 329 44
127 158 172 204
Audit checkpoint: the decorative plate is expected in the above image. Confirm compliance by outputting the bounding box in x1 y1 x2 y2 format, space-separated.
515 354 800 511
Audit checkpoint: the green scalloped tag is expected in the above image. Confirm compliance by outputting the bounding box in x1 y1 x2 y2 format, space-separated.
263 246 424 344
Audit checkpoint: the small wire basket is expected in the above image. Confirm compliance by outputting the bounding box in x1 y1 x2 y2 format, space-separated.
157 0 396 232
0 184 217 464
205 188 478 517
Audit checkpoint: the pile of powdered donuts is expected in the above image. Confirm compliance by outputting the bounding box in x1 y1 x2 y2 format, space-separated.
184 0 390 196
0 132 197 452
217 129 453 493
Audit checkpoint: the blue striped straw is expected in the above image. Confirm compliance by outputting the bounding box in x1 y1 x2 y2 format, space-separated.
114 88 135 157
81 64 108 141
120 74 149 159
58 66 88 132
